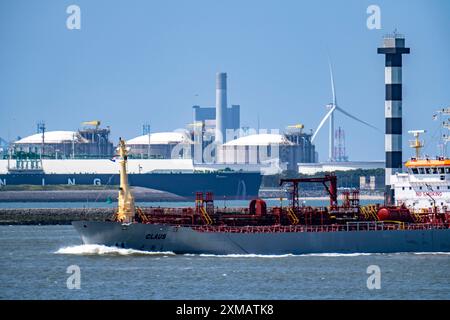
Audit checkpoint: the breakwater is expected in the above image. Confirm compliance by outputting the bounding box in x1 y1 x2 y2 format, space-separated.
0 187 185 202
0 208 115 225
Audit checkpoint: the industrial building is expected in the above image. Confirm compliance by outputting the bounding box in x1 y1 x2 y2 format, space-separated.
78 121 114 157
359 176 384 191
284 127 317 164
12 122 114 159
219 133 293 170
219 130 316 172
0 137 9 158
126 131 193 159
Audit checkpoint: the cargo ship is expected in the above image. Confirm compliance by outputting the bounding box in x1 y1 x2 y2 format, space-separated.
0 158 260 200
72 138 450 254
72 34 450 254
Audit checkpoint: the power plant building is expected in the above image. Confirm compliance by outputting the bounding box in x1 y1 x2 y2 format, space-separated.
190 72 317 170
192 73 240 143
192 105 240 134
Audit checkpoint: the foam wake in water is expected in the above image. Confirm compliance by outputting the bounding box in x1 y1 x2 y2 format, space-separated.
305 252 450 257
195 253 296 258
55 244 175 256
303 253 374 257
184 252 374 258
412 252 450 255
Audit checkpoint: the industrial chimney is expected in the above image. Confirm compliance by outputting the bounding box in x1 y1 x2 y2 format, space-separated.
215 72 227 144
377 32 410 204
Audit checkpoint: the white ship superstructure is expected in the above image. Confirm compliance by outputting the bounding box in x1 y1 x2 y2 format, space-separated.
392 158 450 211
392 109 450 213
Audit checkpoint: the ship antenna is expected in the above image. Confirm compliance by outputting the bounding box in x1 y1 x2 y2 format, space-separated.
435 107 450 157
408 130 425 159
115 138 135 223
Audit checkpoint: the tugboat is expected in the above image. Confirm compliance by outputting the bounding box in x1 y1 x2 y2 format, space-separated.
72 138 450 255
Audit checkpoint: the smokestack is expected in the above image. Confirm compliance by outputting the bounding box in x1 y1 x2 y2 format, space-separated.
377 32 410 204
215 72 227 144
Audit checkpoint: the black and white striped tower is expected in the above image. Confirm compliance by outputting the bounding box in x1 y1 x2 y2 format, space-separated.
377 32 410 204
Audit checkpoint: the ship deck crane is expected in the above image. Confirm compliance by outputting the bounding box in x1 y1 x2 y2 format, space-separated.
280 174 338 210
115 138 135 223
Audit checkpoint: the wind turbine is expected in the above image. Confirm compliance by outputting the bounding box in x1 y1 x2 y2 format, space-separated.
311 61 379 161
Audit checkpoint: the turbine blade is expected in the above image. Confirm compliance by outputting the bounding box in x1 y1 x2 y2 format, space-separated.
335 106 380 132
328 60 337 106
311 106 336 142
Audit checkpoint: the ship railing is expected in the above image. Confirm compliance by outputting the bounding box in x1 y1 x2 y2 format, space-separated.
189 222 449 233
345 221 387 231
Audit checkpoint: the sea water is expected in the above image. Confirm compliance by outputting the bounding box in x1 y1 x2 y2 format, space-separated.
1 224 449 300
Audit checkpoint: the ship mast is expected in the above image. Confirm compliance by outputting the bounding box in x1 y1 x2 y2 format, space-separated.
408 130 425 159
116 138 135 223
434 108 450 157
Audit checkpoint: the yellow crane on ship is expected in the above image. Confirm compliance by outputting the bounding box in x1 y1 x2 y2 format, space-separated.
114 138 135 223
111 138 149 223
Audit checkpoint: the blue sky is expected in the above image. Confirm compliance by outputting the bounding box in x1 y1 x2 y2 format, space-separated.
0 0 449 161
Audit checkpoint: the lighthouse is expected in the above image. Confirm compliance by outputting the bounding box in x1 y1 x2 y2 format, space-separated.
378 31 410 204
